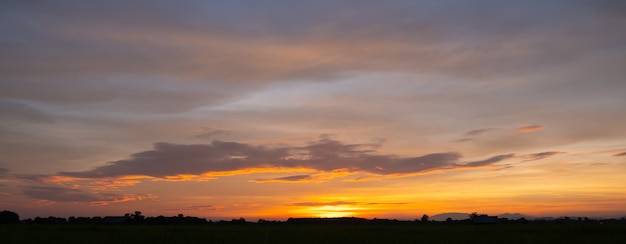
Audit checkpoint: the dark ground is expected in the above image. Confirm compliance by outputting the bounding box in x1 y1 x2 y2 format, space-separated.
2 223 626 244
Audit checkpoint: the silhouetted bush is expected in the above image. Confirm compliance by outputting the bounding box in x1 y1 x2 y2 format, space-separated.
0 210 20 224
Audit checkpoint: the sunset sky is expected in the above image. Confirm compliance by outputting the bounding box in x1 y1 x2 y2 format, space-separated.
1 0 626 220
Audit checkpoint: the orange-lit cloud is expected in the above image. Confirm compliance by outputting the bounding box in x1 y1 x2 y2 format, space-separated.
517 125 545 133
26 200 56 208
21 185 157 206
88 178 144 191
89 193 158 206
290 201 406 207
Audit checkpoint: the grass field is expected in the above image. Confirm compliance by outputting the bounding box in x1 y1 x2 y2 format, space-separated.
2 223 626 243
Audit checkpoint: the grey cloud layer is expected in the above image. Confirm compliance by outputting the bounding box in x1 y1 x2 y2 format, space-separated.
2 1 624 112
60 139 513 179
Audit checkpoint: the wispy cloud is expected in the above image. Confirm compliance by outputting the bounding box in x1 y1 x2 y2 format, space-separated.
454 138 473 143
252 175 313 183
517 125 545 133
194 128 231 140
0 99 54 123
464 128 494 136
22 186 99 202
21 185 157 206
290 201 407 207
163 205 223 212
613 152 626 157
89 193 158 206
519 151 565 162
291 201 359 207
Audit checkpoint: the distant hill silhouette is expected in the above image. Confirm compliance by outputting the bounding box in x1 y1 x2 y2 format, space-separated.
431 213 471 221
432 212 535 221
499 213 535 220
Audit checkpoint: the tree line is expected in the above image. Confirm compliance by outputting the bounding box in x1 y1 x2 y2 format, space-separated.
2 210 625 225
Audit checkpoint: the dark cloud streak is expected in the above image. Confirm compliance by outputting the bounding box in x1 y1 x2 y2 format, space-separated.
613 152 626 157
22 186 99 202
253 175 312 183
59 139 513 179
464 128 493 136
519 151 565 162
0 99 54 123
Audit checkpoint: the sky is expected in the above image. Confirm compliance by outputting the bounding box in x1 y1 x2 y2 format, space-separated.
1 0 626 220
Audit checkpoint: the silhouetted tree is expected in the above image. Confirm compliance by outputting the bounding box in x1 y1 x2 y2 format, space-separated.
33 216 66 224
131 211 144 223
421 214 429 222
92 216 103 224
0 210 20 224
231 217 246 224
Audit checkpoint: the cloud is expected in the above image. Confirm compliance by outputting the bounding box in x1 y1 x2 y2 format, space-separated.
89 193 158 206
454 138 473 143
58 138 513 181
461 154 516 167
613 152 626 157
455 129 495 143
164 205 222 212
0 99 54 123
519 151 565 162
464 128 494 136
253 169 356 183
194 128 231 140
21 185 157 205
517 125 545 133
290 201 407 207
22 186 100 202
2 0 623 116
291 201 359 207
252 175 313 183
59 140 290 178
491 165 514 171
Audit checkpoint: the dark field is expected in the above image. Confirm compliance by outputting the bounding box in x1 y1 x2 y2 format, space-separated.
2 223 626 244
